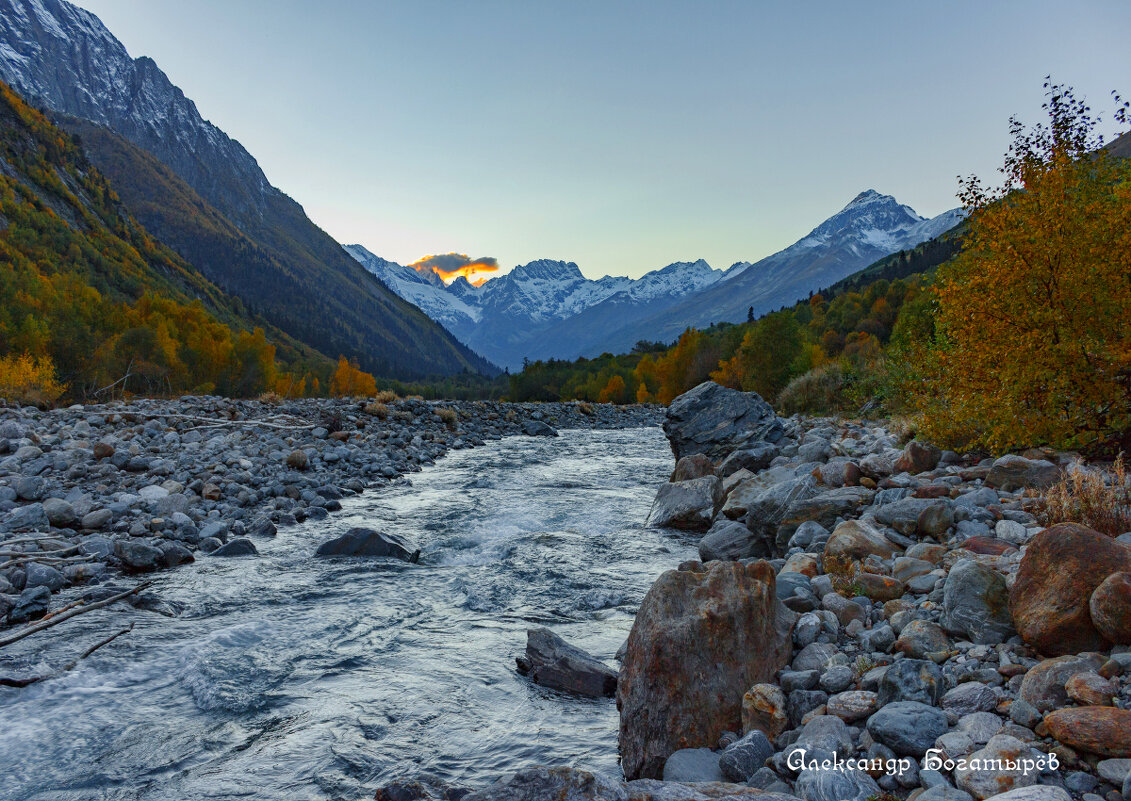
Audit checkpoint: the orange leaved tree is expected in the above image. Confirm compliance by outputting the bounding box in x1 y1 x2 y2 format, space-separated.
910 82 1131 452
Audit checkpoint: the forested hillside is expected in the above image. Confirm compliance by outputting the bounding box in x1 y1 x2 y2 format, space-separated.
0 79 326 399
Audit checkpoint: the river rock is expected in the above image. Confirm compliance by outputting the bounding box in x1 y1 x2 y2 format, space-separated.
211 538 258 557
866 701 949 756
955 735 1038 800
8 584 50 623
661 748 724 782
824 519 902 562
645 477 721 531
826 690 877 722
522 420 558 437
1010 523 1131 654
516 627 617 698
115 540 163 572
894 619 951 659
1044 707 1131 757
796 768 881 801
285 449 308 470
777 487 875 545
986 455 1059 491
617 560 795 780
1019 654 1105 710
1090 572 1131 645
942 682 998 716
662 381 783 461
671 453 714 482
980 790 1069 801
24 562 64 591
743 683 788 738
41 497 75 527
699 519 767 562
462 766 627 801
314 528 419 562
3 502 49 531
1064 671 1115 706
942 559 1014 645
894 440 941 475
81 508 113 530
719 729 773 782
878 659 944 706
717 444 778 478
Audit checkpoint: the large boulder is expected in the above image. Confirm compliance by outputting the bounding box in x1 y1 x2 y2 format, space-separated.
314 527 420 562
618 560 796 780
942 559 1014 645
663 381 783 461
1010 523 1131 654
986 455 1059 491
646 477 722 531
866 701 949 756
516 627 617 698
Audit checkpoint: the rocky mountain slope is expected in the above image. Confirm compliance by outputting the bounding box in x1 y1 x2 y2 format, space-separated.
0 0 494 379
351 192 962 370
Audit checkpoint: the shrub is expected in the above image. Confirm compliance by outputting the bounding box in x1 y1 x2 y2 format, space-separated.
0 352 65 406
822 553 863 597
364 401 389 419
436 407 458 428
577 401 595 416
777 364 849 415
1037 454 1131 536
374 390 399 403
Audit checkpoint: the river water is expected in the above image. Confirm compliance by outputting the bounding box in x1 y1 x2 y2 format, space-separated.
0 427 695 801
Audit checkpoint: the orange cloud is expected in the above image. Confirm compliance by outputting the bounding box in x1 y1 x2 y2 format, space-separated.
409 253 500 287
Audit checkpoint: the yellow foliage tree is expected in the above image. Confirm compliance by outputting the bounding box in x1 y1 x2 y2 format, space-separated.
0 352 64 405
598 374 628 403
910 82 1131 452
330 356 378 397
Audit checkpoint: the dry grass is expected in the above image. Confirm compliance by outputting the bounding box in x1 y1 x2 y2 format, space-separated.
577 401 596 416
1036 454 1131 536
257 391 282 405
822 553 864 597
373 390 399 403
364 401 389 419
436 407 458 428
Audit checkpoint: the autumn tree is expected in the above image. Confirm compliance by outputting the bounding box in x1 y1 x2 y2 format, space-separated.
598 374 628 403
909 82 1131 452
330 355 378 397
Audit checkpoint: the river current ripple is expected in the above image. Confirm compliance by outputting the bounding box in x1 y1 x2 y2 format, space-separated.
0 427 695 801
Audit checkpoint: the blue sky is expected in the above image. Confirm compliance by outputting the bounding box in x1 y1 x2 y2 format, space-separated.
73 0 1131 279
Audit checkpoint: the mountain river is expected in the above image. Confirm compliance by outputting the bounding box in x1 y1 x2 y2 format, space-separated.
0 427 695 800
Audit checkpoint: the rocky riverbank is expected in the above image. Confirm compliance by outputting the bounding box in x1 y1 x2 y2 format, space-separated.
387 381 1131 801
0 396 661 627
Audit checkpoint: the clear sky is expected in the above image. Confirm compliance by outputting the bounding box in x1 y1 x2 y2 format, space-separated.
72 0 1131 280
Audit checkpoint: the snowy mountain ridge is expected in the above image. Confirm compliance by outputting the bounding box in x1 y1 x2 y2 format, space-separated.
347 191 963 369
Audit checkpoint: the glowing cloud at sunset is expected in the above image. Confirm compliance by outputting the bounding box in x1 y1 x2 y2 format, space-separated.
408 253 500 286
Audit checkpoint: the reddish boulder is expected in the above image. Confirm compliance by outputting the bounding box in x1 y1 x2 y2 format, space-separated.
617 560 795 780
1089 571 1131 645
893 440 941 475
671 453 715 482
1009 523 1131 655
1044 707 1131 757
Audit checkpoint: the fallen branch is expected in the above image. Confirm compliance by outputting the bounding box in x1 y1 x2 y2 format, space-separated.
0 623 134 687
0 581 152 649
133 412 316 431
0 554 94 569
0 543 82 559
0 535 71 548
